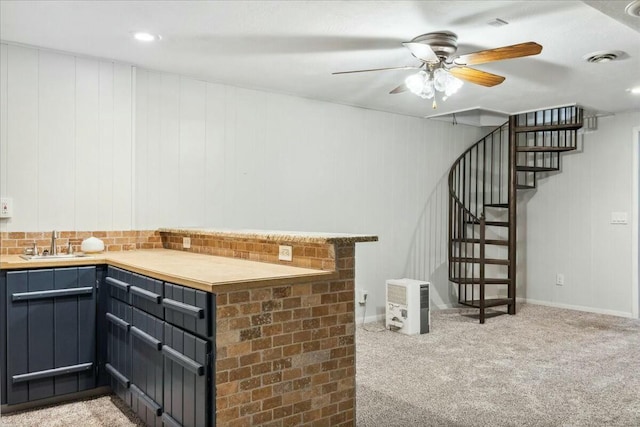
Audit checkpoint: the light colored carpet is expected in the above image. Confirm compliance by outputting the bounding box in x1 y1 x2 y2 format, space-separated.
0 394 143 426
2 304 639 426
356 304 640 427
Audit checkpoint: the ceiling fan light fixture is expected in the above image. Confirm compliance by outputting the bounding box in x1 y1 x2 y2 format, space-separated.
405 68 463 102
625 0 640 17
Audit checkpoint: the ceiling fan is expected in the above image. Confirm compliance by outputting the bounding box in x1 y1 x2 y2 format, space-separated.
333 31 542 108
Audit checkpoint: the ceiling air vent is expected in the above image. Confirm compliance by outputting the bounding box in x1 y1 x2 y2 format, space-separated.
583 51 621 63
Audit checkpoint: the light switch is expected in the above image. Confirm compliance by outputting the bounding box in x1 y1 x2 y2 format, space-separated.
610 212 628 225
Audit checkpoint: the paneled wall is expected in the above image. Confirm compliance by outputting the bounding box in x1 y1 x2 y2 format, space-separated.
523 112 640 316
0 43 133 232
135 69 484 314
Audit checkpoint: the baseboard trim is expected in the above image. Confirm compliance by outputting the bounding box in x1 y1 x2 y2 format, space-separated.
516 297 634 319
1 386 112 414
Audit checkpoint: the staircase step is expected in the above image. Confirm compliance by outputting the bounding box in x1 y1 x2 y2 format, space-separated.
517 184 536 190
450 277 511 285
516 166 558 172
450 257 510 265
516 146 576 152
466 220 509 227
484 203 509 208
452 238 509 246
459 298 514 308
514 122 582 133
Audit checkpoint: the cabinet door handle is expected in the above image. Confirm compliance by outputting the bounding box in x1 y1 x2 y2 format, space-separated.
105 363 130 388
130 326 162 351
130 384 162 416
12 362 93 384
163 298 205 319
106 277 130 292
162 345 205 376
106 312 130 331
129 285 161 303
12 286 93 302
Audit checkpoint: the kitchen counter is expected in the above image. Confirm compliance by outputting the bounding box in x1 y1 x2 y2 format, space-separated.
0 249 336 293
157 227 378 244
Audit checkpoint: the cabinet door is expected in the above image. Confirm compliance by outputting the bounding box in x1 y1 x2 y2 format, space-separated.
130 307 164 426
105 296 133 406
1 272 6 405
6 267 96 405
162 323 211 427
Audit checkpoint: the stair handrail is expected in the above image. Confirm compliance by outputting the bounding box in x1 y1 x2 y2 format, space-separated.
448 122 509 223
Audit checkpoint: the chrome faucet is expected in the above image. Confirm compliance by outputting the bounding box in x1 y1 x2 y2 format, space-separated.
50 230 58 256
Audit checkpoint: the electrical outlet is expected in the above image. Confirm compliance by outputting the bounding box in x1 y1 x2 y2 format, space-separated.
183 237 191 249
279 245 292 261
358 290 368 305
556 273 564 286
0 197 12 218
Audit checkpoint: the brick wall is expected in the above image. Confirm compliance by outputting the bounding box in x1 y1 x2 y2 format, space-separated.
0 230 162 255
214 243 356 427
160 231 336 271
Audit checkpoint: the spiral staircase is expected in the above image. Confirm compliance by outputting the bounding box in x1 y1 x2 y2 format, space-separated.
448 105 584 323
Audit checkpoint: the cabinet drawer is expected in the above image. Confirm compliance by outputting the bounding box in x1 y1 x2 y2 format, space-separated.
106 266 132 303
106 267 163 318
163 282 213 338
163 323 211 427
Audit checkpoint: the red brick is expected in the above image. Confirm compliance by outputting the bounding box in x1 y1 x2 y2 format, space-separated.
229 366 252 381
273 404 293 420
229 291 250 304
239 377 261 391
252 362 272 375
252 385 272 401
262 396 282 410
239 352 260 366
283 343 302 357
251 337 272 351
273 333 293 347
252 410 274 425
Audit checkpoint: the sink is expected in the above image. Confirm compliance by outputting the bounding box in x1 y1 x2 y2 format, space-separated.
20 253 94 261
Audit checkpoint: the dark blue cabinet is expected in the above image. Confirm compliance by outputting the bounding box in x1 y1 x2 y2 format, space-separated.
104 266 215 427
5 267 97 405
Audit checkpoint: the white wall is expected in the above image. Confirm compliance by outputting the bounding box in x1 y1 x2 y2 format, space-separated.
0 43 133 232
135 69 485 318
523 111 640 317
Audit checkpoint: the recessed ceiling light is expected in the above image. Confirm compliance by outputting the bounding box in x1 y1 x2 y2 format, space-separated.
626 0 640 17
629 86 640 95
133 32 159 42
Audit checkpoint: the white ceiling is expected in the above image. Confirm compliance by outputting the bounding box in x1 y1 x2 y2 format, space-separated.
1 0 639 121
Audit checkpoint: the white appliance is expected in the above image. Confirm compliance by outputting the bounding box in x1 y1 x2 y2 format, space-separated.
385 278 430 335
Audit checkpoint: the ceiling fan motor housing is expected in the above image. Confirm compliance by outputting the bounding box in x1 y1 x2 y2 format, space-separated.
411 31 458 59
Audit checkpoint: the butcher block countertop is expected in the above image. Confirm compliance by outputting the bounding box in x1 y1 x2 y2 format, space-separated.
0 249 337 293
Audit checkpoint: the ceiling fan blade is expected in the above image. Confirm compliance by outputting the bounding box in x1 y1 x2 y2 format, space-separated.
453 42 542 66
389 83 408 94
449 67 506 87
402 42 439 62
332 65 420 75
